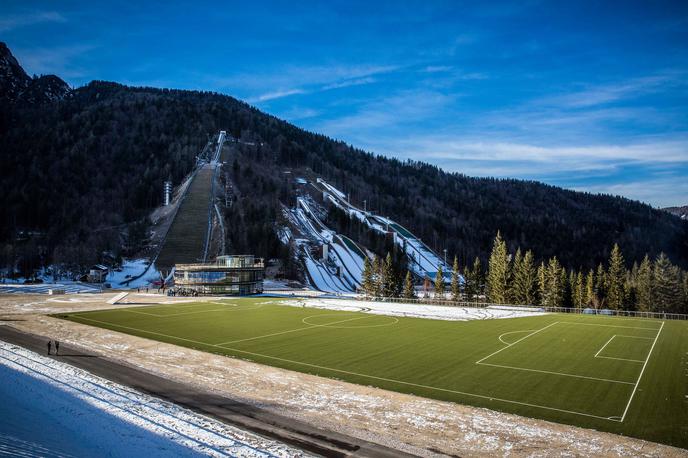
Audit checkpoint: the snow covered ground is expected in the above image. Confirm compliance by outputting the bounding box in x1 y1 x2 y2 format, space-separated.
108 258 161 289
279 298 548 321
0 341 308 458
0 258 161 294
0 282 102 295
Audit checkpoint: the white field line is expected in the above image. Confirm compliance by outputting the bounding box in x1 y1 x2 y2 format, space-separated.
217 344 621 422
216 315 372 346
594 336 616 358
563 322 660 331
498 330 538 345
477 361 634 385
69 315 620 422
619 321 665 422
593 335 648 363
123 308 231 318
476 322 559 364
121 303 264 318
595 356 645 363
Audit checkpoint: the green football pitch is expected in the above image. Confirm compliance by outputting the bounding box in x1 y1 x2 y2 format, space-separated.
59 298 688 448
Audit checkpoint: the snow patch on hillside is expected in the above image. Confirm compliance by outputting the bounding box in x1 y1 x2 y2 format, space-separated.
108 259 161 288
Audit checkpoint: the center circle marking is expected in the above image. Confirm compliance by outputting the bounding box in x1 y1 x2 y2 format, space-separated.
302 313 398 328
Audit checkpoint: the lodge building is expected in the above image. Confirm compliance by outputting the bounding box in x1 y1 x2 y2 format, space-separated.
173 255 264 295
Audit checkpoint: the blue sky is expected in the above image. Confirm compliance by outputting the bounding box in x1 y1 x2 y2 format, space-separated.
2 0 687 207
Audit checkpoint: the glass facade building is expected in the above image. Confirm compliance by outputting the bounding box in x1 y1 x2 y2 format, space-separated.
173 255 264 295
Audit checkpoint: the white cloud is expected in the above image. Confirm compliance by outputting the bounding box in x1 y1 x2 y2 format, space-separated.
321 76 376 90
247 88 306 103
277 106 320 121
396 138 688 165
0 11 66 32
316 90 457 134
536 73 685 109
211 63 399 93
422 65 453 73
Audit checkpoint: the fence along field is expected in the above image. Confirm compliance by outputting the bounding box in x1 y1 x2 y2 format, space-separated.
59 299 688 449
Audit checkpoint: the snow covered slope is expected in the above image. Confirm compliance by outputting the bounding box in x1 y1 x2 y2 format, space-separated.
314 179 454 282
0 341 308 457
283 196 366 293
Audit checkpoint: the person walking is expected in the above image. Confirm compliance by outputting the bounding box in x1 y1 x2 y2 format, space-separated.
47 340 52 355
55 341 60 356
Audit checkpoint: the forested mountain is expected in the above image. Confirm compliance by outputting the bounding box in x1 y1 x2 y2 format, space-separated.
663 205 688 220
1 42 686 275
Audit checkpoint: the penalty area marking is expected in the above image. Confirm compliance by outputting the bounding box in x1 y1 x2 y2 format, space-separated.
478 321 637 385
594 335 645 363
66 314 623 422
562 322 661 331
476 322 559 364
619 321 665 422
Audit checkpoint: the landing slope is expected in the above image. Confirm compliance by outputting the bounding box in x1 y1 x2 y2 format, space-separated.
156 165 214 270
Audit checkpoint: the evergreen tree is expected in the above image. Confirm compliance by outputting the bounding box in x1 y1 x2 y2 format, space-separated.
585 269 595 307
545 257 563 307
682 271 688 313
372 255 383 297
574 270 584 308
513 249 537 305
510 249 522 303
635 255 653 312
361 256 375 297
450 256 461 301
403 270 415 299
382 253 397 297
606 244 626 309
595 263 607 308
435 265 445 298
561 267 572 308
653 253 682 312
464 257 480 300
487 232 510 304
537 262 547 306
472 257 484 298
625 262 639 310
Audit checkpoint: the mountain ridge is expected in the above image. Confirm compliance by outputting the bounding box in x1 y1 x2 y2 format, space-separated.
0 43 70 104
0 42 686 274
663 205 688 220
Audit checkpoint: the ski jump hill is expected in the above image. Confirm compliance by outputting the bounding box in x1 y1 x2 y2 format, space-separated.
155 131 226 272
281 178 451 293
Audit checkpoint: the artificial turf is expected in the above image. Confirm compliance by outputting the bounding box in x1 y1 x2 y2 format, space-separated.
58 298 688 448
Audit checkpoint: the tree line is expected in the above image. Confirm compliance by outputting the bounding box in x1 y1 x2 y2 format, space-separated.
484 232 688 313
358 232 688 314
